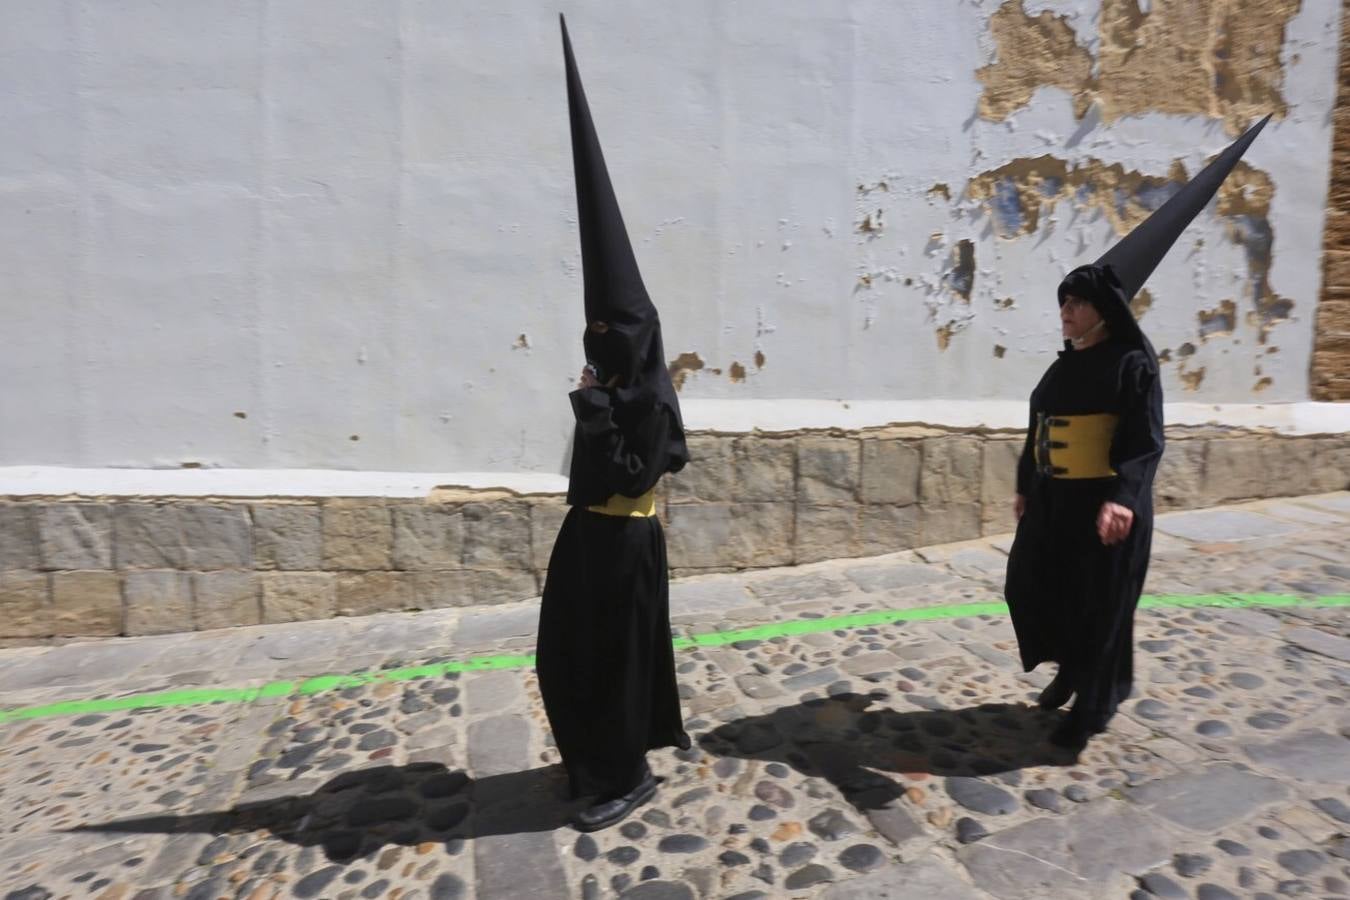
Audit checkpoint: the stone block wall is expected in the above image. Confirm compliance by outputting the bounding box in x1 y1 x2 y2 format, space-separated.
2 427 1347 643
1313 4 1350 400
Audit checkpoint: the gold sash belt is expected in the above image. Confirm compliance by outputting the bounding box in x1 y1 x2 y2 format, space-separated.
587 488 657 517
1035 412 1119 479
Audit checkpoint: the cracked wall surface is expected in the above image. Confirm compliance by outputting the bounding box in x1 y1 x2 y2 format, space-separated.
979 0 1302 134
0 0 1341 474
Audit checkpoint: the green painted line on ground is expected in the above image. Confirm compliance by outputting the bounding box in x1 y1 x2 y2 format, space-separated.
2 594 1346 726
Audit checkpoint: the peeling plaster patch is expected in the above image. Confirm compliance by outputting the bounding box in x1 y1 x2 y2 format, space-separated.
513 333 531 350
994 344 1008 358
978 0 1297 134
977 1 1093 121
939 240 977 303
1179 365 1207 391
1158 348 1173 364
857 180 890 195
966 156 1183 239
966 155 1292 345
857 209 885 235
754 351 766 370
1216 163 1295 343
729 362 747 383
995 297 1016 310
936 324 956 351
669 352 706 391
1129 288 1153 321
928 183 952 202
1198 299 1238 339
1253 376 1274 392
1178 342 1198 358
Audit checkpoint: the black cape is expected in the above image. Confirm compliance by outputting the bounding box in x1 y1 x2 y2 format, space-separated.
1004 270 1164 732
536 16 690 800
1003 117 1268 732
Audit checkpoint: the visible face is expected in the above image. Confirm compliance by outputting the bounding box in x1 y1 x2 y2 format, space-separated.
1060 293 1103 341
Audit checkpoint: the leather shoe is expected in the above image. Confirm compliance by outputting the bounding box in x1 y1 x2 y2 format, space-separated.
1037 670 1074 711
571 771 658 832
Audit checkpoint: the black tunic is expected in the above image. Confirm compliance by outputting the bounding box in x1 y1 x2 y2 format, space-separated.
1004 337 1165 732
535 387 689 799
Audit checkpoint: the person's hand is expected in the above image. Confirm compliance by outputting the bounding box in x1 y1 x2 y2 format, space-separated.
578 367 600 390
1014 494 1026 522
1097 501 1134 545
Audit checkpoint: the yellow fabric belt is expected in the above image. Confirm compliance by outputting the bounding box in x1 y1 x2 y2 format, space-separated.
587 489 657 517
1035 413 1119 479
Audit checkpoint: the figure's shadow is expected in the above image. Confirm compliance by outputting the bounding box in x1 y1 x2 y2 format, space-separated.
67 695 1071 861
65 762 582 863
698 693 1073 810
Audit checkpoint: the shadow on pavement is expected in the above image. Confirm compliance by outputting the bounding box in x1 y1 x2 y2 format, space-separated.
65 761 582 863
698 692 1074 809
67 694 1073 860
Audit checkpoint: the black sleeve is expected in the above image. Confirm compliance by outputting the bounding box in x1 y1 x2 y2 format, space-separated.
1109 352 1165 513
569 387 671 498
1016 406 1036 496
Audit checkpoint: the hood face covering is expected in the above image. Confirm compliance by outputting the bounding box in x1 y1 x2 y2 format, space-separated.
1055 115 1271 369
562 15 687 442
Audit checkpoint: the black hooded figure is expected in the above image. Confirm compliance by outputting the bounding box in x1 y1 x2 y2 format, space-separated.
1004 116 1270 752
534 16 692 832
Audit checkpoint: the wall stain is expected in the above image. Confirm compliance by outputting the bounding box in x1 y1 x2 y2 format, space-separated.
233 411 247 419
513 334 531 350
943 240 976 302
978 0 1297 134
669 352 760 390
1198 299 1238 339
962 155 1293 347
668 353 706 391
857 180 890 195
1215 162 1295 343
964 155 1184 240
936 324 956 351
994 344 1007 358
1130 289 1153 321
1179 365 1207 391
928 183 952 202
1157 348 1173 364
857 209 885 235
1253 376 1274 392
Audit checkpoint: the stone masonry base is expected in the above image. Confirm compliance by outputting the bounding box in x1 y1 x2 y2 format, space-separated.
2 425 1347 643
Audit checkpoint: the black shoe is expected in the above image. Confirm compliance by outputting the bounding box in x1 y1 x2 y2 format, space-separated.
1037 671 1074 711
1047 717 1091 753
571 771 658 833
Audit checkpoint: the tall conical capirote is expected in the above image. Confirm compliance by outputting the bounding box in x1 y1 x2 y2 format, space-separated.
1094 114 1271 302
560 14 655 330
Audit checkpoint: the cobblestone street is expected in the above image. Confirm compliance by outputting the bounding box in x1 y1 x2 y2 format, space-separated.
2 494 1349 900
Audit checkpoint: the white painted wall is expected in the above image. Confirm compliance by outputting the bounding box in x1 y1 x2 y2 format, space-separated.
1 0 1342 474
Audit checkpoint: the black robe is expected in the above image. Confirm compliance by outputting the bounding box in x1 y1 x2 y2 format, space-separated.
536 386 690 799
1004 336 1165 732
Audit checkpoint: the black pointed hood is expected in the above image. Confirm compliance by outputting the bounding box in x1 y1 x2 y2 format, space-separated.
561 15 662 388
560 15 687 494
1059 115 1271 366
